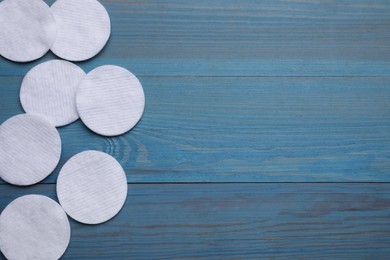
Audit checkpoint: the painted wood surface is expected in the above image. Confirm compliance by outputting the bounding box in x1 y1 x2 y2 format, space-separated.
1 0 390 182
0 183 389 259
1 0 390 77
2 76 390 182
1 0 390 259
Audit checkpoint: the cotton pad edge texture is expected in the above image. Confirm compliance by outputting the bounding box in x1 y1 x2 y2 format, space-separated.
20 60 86 127
76 65 145 136
0 0 57 62
57 150 128 225
50 0 111 61
0 114 61 186
0 195 70 260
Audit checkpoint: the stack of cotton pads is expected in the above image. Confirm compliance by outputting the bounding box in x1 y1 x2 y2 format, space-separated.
0 0 145 259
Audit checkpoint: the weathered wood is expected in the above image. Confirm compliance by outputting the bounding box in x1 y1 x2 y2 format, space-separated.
2 76 390 182
1 0 390 76
0 183 389 259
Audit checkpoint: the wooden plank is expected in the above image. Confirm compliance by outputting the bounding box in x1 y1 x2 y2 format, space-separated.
0 183 389 259
1 0 390 76
2 76 390 183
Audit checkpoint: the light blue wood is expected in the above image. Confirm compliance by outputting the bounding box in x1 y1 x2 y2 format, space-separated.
1 0 390 77
2 76 390 182
1 0 390 258
1 183 390 259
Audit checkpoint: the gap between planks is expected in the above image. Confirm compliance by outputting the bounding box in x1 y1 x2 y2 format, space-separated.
2 75 390 78
1 181 390 185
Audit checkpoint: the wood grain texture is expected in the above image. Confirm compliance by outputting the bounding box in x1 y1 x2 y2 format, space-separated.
1 1 390 258
1 0 390 76
0 183 389 259
2 76 390 182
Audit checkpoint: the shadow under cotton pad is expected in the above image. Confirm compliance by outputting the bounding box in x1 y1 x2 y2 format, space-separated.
20 60 86 127
0 0 57 62
0 195 71 260
50 0 111 61
57 150 127 225
76 65 145 136
0 114 61 186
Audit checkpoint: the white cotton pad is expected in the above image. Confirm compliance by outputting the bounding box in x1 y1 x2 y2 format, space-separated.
50 0 111 61
20 60 86 127
57 150 127 224
76 65 145 136
0 114 61 186
0 195 71 260
0 0 57 62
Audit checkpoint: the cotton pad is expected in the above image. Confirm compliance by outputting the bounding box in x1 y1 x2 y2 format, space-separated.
0 195 70 260
57 150 127 224
50 0 111 61
76 65 145 136
20 60 86 127
0 0 57 62
0 114 61 186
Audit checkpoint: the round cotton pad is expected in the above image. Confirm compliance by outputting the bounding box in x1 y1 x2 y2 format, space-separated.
0 114 61 186
57 150 127 224
76 65 145 136
50 0 111 61
0 0 57 62
0 195 70 260
20 60 86 127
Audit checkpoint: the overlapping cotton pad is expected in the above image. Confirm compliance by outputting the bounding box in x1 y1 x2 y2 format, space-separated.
57 150 127 224
0 0 57 62
0 195 70 260
0 114 61 186
76 65 145 136
50 0 111 61
20 60 86 127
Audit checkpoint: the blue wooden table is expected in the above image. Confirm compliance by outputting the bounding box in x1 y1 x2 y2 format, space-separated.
1 0 390 258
